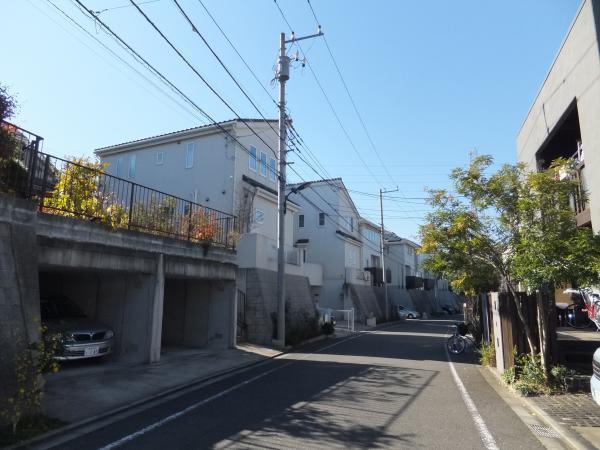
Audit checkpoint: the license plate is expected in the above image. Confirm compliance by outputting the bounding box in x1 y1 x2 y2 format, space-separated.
84 346 99 357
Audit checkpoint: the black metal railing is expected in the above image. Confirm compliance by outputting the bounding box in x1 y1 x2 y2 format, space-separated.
1 122 237 249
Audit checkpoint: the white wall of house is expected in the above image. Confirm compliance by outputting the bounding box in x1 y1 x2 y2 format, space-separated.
95 120 302 275
291 180 361 309
517 0 600 232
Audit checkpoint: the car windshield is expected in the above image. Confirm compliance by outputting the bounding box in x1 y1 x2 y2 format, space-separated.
41 297 87 319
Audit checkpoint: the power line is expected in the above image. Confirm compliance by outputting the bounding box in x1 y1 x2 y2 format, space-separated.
272 0 385 188
41 0 206 125
195 0 278 109
128 0 280 159
171 0 282 153
71 0 280 176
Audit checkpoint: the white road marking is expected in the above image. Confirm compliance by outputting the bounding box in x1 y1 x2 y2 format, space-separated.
446 343 499 450
97 331 369 450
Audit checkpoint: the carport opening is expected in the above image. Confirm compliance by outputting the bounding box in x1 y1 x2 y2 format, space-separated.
161 279 211 353
39 270 155 364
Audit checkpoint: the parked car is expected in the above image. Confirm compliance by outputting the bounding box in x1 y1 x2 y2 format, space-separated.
397 305 420 319
41 296 114 360
441 305 460 315
592 347 600 406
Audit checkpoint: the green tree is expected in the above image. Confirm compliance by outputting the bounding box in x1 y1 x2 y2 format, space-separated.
420 155 600 374
43 157 127 228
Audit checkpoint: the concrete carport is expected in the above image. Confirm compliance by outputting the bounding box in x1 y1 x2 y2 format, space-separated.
35 213 238 364
162 278 235 353
2 196 238 367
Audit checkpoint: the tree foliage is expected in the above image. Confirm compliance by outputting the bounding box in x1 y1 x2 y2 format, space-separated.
42 157 127 228
420 155 600 367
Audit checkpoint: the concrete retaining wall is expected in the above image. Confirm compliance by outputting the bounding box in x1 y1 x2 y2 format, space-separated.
242 268 314 345
0 198 41 413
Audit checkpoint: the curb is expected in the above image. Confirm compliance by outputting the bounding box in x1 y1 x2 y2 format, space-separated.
8 347 286 450
484 367 595 450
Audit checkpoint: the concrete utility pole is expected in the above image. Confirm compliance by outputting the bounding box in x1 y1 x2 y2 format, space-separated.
379 187 398 321
275 29 322 348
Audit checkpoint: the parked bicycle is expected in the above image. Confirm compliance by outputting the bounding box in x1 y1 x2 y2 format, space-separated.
446 322 474 354
564 288 600 331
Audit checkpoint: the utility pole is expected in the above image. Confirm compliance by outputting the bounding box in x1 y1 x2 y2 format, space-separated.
275 29 322 348
379 187 398 321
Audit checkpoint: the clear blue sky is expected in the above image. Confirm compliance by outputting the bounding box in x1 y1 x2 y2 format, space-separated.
4 0 581 240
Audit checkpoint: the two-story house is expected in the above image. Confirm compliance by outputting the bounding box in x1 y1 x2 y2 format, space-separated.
95 119 322 344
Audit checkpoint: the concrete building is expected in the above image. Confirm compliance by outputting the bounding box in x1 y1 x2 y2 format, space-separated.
96 119 321 344
517 0 600 231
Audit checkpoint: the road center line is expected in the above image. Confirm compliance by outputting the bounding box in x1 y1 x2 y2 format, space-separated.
97 330 371 450
446 343 499 450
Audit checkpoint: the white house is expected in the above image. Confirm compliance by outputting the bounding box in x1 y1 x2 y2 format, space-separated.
95 119 321 344
288 178 365 308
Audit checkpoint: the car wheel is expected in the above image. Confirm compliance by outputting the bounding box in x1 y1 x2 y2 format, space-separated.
407 314 414 319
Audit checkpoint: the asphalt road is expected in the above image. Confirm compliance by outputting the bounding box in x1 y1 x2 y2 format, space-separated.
44 318 546 449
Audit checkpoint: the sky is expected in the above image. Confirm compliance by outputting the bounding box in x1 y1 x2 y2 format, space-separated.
3 0 582 241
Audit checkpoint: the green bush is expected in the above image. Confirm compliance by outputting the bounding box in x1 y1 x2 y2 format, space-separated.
502 351 550 396
550 364 575 391
477 341 496 367
501 367 516 385
286 310 321 346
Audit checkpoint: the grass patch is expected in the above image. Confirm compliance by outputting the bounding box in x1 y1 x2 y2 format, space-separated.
477 341 496 367
0 414 66 447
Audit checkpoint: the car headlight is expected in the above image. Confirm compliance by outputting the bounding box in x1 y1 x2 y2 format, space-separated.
62 332 76 343
104 330 114 339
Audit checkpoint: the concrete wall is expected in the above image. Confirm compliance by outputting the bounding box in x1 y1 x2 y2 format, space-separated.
517 0 600 232
242 268 314 345
0 197 41 412
1 194 237 372
39 271 156 364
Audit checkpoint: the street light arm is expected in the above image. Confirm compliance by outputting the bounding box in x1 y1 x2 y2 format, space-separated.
284 181 312 213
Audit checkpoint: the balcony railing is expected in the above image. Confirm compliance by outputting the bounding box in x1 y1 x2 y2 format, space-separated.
1 121 237 249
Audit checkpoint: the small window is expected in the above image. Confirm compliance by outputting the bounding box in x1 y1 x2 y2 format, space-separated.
249 146 257 171
128 154 136 178
302 249 307 263
269 157 277 182
254 209 264 224
318 212 325 226
298 214 304 228
259 152 267 177
156 151 164 165
349 217 354 232
185 143 195 169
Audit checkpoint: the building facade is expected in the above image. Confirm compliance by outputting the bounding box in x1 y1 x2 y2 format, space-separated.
517 0 600 232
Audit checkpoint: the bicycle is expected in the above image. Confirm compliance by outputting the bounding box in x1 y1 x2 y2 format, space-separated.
564 288 600 331
446 322 474 354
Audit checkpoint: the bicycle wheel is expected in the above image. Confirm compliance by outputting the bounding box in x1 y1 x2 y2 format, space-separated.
447 335 466 354
566 303 592 329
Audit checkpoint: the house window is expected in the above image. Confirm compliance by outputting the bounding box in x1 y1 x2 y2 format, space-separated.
249 146 257 171
254 209 264 224
318 212 325 226
259 152 267 177
269 157 277 181
185 143 195 168
298 214 304 228
349 217 354 232
128 154 136 178
156 151 164 165
302 249 307 263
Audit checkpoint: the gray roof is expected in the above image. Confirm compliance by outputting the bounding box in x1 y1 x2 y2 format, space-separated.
95 118 276 153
